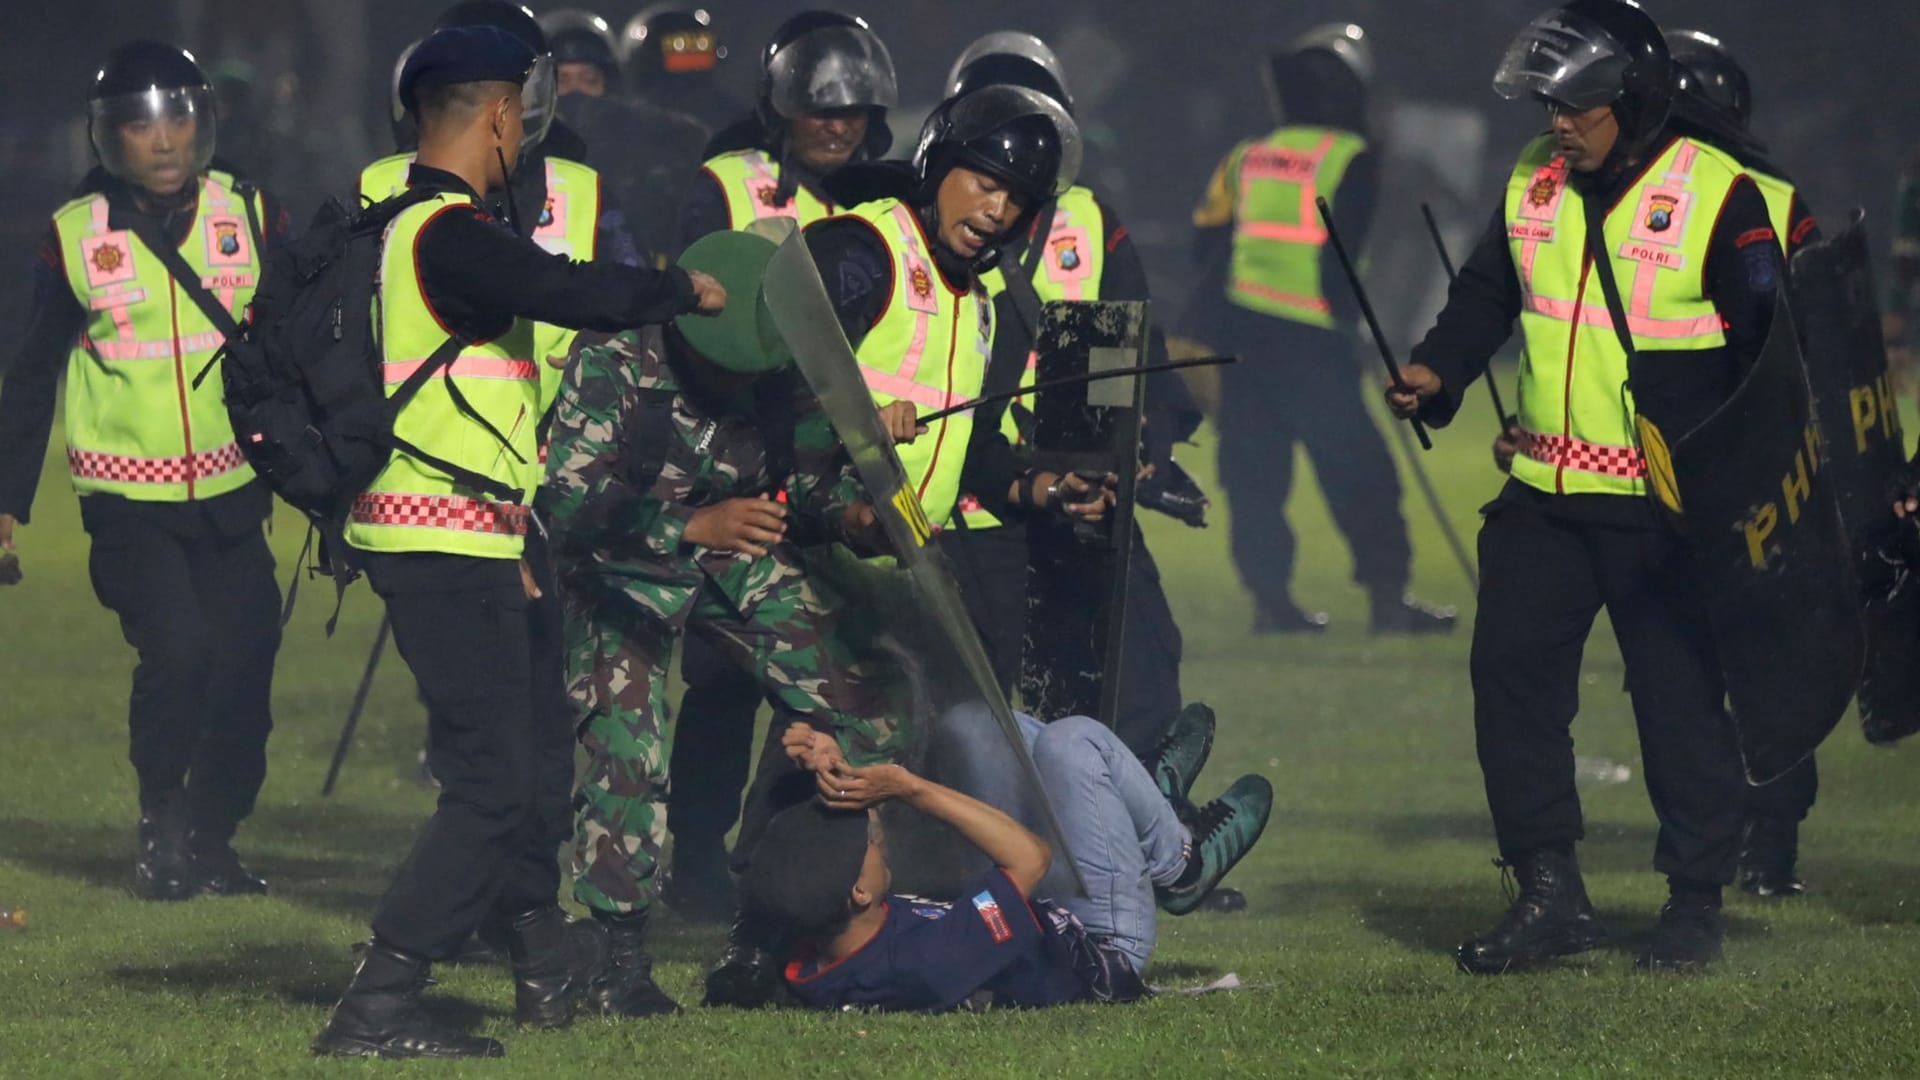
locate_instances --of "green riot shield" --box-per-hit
[1648,296,1865,783]
[759,228,1087,897]
[1021,300,1148,726]
[1792,212,1920,745]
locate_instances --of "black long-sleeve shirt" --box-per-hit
[0,174,291,528]
[407,163,696,344]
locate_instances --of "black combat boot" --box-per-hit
[507,905,598,1029]
[1637,884,1724,971]
[702,910,786,1009]
[133,791,196,901]
[189,834,268,896]
[588,911,682,1017]
[1736,817,1806,897]
[1368,586,1458,635]
[1253,601,1330,634]
[311,941,504,1059]
[1456,848,1604,974]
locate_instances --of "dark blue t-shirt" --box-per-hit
[784,869,1088,1012]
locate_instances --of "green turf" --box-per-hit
[5,370,1920,1078]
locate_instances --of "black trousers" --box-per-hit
[1215,317,1412,612]
[364,551,573,960]
[940,520,1186,757]
[1749,756,1817,823]
[84,503,281,842]
[666,634,767,852]
[1470,501,1745,884]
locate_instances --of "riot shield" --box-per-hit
[759,229,1087,897]
[1020,301,1147,726]
[1651,297,1865,782]
[1792,211,1920,745]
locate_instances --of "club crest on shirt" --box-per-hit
[1528,173,1559,208]
[972,890,1013,944]
[81,231,138,288]
[204,215,251,266]
[910,265,934,301]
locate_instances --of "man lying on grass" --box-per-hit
[742,710,1272,1011]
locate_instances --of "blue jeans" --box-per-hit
[943,711,1190,974]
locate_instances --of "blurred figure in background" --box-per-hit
[621,3,748,134]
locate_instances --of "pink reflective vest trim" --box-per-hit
[350,492,530,536]
[381,356,540,384]
[857,204,957,412]
[68,442,247,485]
[1517,429,1648,479]
[1233,132,1336,246]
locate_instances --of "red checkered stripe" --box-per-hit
[1518,430,1647,479]
[350,492,529,536]
[68,442,247,484]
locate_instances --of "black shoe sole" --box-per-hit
[131,877,198,902]
[310,1033,505,1059]
[1456,924,1605,975]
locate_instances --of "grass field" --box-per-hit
[6,371,1920,1078]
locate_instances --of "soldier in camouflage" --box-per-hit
[543,230,910,1018]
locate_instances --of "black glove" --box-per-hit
[1137,457,1210,528]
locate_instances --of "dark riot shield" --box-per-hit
[1020,301,1147,726]
[1653,297,1865,783]
[759,229,1087,897]
[1792,211,1920,745]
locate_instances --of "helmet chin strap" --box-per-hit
[494,144,524,233]
[912,166,1011,276]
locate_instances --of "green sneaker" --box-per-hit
[1156,775,1273,916]
[1141,703,1216,805]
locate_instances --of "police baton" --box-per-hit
[914,356,1235,427]
[1420,204,1514,429]
[321,615,389,797]
[1315,197,1431,450]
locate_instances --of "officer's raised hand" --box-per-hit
[687,270,728,316]
[1492,419,1522,474]
[684,493,787,555]
[1385,363,1444,419]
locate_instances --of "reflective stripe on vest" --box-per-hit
[52,171,259,502]
[359,152,595,414]
[702,149,837,230]
[1227,127,1365,327]
[1751,169,1796,252]
[344,192,542,558]
[968,187,1109,529]
[1504,134,1740,497]
[829,199,990,528]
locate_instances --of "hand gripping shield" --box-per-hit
[759,229,1087,897]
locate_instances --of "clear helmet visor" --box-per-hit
[1492,14,1629,111]
[916,84,1082,198]
[521,53,558,154]
[945,31,1072,108]
[765,24,899,118]
[89,86,217,189]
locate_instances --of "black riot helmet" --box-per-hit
[540,9,622,91]
[758,11,897,158]
[621,4,724,83]
[433,0,557,154]
[1494,0,1673,154]
[946,31,1073,117]
[912,84,1080,234]
[1665,29,1752,128]
[388,39,421,151]
[1264,23,1372,129]
[89,40,218,187]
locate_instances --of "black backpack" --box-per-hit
[201,189,525,621]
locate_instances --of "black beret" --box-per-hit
[398,25,535,114]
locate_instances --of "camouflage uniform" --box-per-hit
[543,327,903,915]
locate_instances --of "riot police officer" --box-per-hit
[539,7,709,265]
[620,3,746,133]
[0,41,285,902]
[663,9,899,921]
[1187,24,1454,635]
[1389,0,1786,973]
